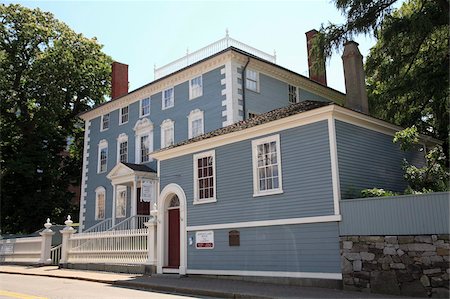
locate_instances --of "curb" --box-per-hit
[0,271,274,299]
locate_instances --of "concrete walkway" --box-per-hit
[0,265,414,299]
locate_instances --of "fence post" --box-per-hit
[38,218,55,265]
[59,215,75,266]
[144,212,157,274]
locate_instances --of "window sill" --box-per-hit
[139,113,150,118]
[253,189,283,198]
[162,105,174,110]
[119,121,128,126]
[193,198,217,205]
[189,94,202,101]
[100,128,109,132]
[246,87,260,94]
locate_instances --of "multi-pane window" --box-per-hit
[140,135,150,163]
[189,75,203,99]
[98,140,108,173]
[95,187,106,220]
[116,186,126,218]
[119,141,128,163]
[101,113,110,131]
[162,88,174,109]
[246,69,258,92]
[252,135,283,196]
[161,119,174,148]
[188,109,204,138]
[120,106,129,125]
[288,85,298,104]
[193,150,216,204]
[140,98,150,117]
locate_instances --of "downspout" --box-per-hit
[241,57,250,121]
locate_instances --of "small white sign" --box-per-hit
[0,243,14,255]
[195,230,214,249]
[141,180,153,203]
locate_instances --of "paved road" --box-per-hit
[0,274,205,299]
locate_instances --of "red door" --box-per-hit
[168,208,180,268]
[136,188,150,215]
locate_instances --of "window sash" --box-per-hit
[96,192,105,220]
[119,141,128,163]
[163,127,174,147]
[192,118,203,137]
[140,135,149,163]
[102,113,110,130]
[120,106,129,124]
[288,85,298,104]
[116,189,126,218]
[163,88,174,109]
[246,70,258,91]
[252,135,282,196]
[141,98,150,116]
[100,147,107,172]
[190,76,202,99]
[196,155,214,200]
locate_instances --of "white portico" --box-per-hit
[107,162,158,226]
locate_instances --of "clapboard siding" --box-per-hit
[245,73,288,116]
[335,120,425,199]
[160,120,334,227]
[187,222,341,273]
[299,88,330,102]
[339,192,450,235]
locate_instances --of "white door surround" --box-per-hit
[157,183,187,275]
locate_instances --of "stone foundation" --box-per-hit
[341,235,450,298]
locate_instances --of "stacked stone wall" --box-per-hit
[341,235,449,298]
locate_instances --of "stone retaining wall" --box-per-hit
[341,235,449,298]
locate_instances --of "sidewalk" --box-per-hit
[0,265,412,299]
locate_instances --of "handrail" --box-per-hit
[109,215,151,231]
[154,35,276,79]
[50,244,62,265]
[82,218,112,233]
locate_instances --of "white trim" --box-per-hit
[97,139,108,173]
[94,186,106,220]
[116,185,127,218]
[160,119,175,148]
[134,118,154,163]
[139,97,151,117]
[327,117,341,215]
[251,134,283,197]
[100,113,110,132]
[186,214,341,231]
[193,150,217,204]
[78,120,91,232]
[189,75,203,100]
[162,87,175,110]
[153,105,333,160]
[185,269,342,280]
[162,268,179,274]
[119,105,129,125]
[116,133,128,163]
[188,109,204,139]
[157,183,187,275]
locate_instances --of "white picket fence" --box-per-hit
[66,228,148,264]
[0,236,42,264]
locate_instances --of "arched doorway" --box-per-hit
[157,183,187,274]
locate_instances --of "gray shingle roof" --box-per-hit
[122,162,156,173]
[158,100,331,153]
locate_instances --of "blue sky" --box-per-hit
[10,0,378,93]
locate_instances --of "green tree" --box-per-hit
[0,4,112,234]
[315,0,449,156]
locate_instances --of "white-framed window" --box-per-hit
[246,69,259,92]
[193,150,216,204]
[251,134,283,197]
[134,118,153,164]
[188,109,204,138]
[119,106,129,125]
[161,119,174,148]
[97,139,108,173]
[140,98,150,117]
[117,133,128,163]
[95,186,106,220]
[162,87,174,110]
[101,113,110,131]
[116,186,127,218]
[189,75,203,99]
[288,85,298,104]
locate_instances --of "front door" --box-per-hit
[136,188,150,215]
[168,208,180,267]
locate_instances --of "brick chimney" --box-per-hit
[111,62,129,99]
[342,41,369,114]
[305,29,327,86]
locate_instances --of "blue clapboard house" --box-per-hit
[77,32,428,282]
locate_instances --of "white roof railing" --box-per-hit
[154,31,276,80]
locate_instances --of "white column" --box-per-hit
[112,183,117,226]
[144,218,157,265]
[59,216,75,265]
[132,178,137,217]
[38,218,55,265]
